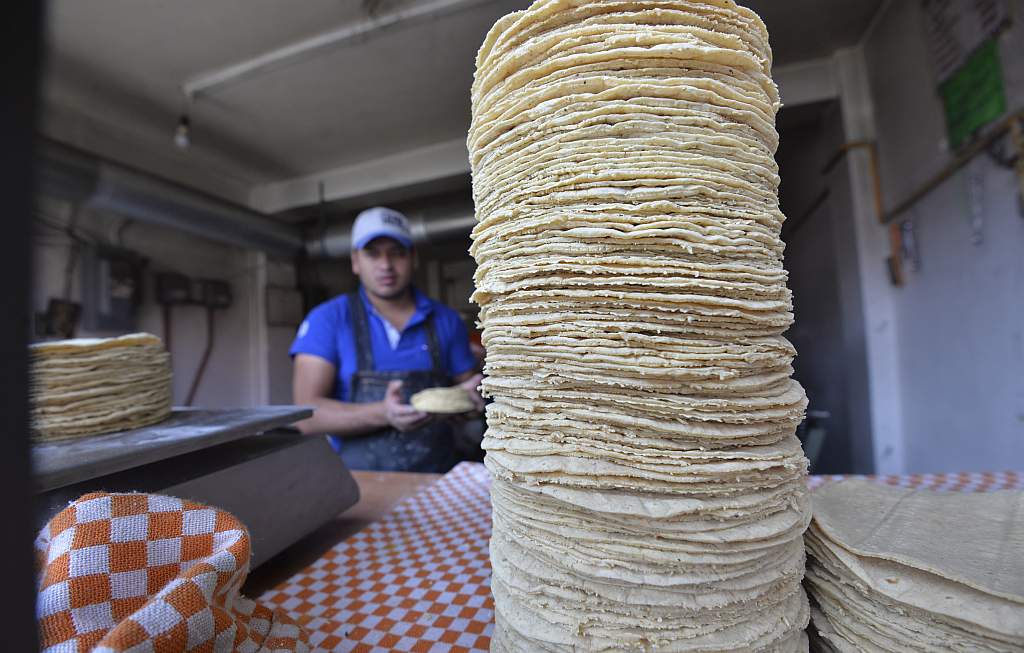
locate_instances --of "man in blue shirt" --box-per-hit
[290,206,483,473]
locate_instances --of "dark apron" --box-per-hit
[338,291,456,473]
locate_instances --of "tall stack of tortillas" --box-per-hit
[806,480,1024,652]
[468,1,810,651]
[30,333,172,441]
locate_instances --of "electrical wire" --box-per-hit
[185,305,215,406]
[162,304,174,358]
[33,210,95,240]
[63,242,80,301]
[32,209,96,301]
[62,207,85,300]
[362,0,387,18]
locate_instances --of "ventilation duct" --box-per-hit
[37,140,477,260]
[304,206,477,259]
[36,141,304,258]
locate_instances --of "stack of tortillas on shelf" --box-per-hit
[806,480,1024,652]
[30,333,172,442]
[469,1,811,650]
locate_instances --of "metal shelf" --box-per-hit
[32,406,311,492]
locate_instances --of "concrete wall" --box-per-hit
[264,259,300,405]
[32,199,294,409]
[859,2,1024,472]
[778,101,875,474]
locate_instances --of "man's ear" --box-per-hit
[351,250,360,275]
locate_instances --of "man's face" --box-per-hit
[352,237,414,300]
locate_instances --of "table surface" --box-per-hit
[245,470,441,597]
[254,464,1023,653]
[32,406,312,492]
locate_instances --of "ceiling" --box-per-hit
[42,0,884,215]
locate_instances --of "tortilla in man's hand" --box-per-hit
[410,386,476,414]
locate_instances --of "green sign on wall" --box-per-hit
[939,38,1006,149]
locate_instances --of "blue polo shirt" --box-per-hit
[289,287,476,402]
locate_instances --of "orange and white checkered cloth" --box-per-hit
[35,492,315,653]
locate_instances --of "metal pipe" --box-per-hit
[183,0,495,98]
[821,139,903,286]
[307,208,477,259]
[36,140,305,258]
[37,140,478,260]
[1012,118,1024,206]
[783,188,830,238]
[880,109,1024,224]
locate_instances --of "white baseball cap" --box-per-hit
[351,206,414,250]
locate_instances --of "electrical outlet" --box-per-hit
[82,246,145,331]
[155,272,192,305]
[199,279,232,309]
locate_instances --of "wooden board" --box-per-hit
[32,406,311,492]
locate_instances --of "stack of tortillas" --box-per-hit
[469,1,811,650]
[806,480,1024,652]
[30,333,172,441]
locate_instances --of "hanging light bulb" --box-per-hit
[174,114,191,150]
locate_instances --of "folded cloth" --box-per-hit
[35,492,313,653]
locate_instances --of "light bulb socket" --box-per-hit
[174,114,191,150]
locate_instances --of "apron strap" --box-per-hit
[347,290,375,372]
[424,315,443,374]
[349,288,444,374]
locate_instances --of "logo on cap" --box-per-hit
[381,213,406,228]
[352,206,414,250]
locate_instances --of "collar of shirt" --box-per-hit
[358,286,434,350]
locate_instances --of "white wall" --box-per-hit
[32,199,295,409]
[858,2,1024,472]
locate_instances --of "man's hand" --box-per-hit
[457,373,485,413]
[385,380,431,432]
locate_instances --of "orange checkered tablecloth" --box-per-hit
[262,463,493,653]
[807,470,1022,492]
[260,463,1024,653]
